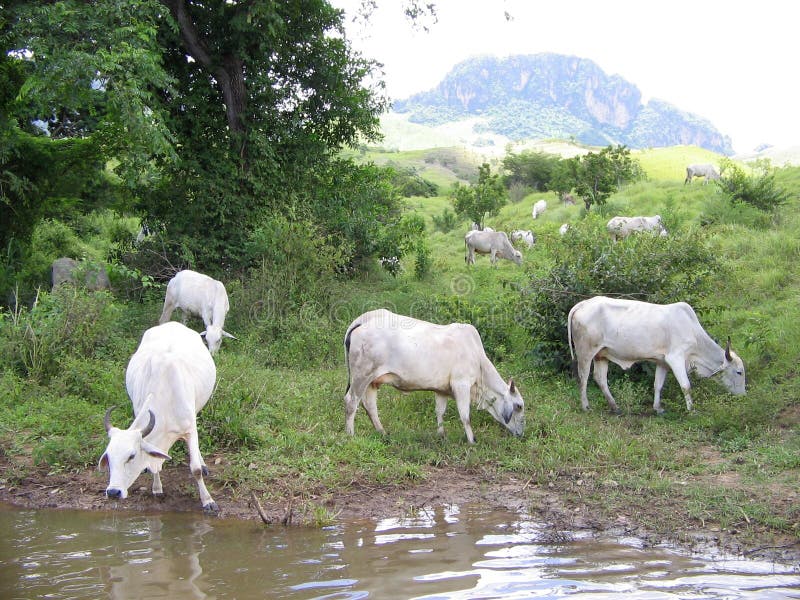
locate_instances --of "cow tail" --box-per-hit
[343,322,362,394]
[566,305,576,361]
[464,238,468,263]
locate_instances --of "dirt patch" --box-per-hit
[1,456,798,566]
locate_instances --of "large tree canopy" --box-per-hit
[3,0,394,272]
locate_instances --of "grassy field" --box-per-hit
[1,145,798,555]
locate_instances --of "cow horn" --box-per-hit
[140,410,156,438]
[509,378,516,394]
[725,336,732,361]
[104,405,117,433]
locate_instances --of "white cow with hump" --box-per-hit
[99,322,218,512]
[159,269,234,354]
[606,215,668,241]
[465,230,522,266]
[685,163,720,185]
[532,199,547,219]
[343,309,525,444]
[567,296,746,414]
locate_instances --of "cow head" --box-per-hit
[719,337,746,395]
[510,249,523,265]
[98,405,170,500]
[200,325,236,354]
[484,378,525,437]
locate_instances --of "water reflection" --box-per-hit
[1,502,798,599]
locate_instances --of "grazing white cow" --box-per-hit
[685,163,720,185]
[343,309,525,444]
[532,199,547,219]
[606,215,668,241]
[159,269,234,354]
[511,229,536,249]
[559,223,571,236]
[465,230,522,266]
[99,322,218,512]
[568,296,746,414]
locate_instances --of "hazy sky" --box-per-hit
[331,0,798,154]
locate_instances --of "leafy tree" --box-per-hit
[716,158,790,212]
[451,163,507,229]
[555,145,641,211]
[5,1,391,274]
[502,150,560,191]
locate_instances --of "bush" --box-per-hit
[0,285,122,382]
[517,217,720,370]
[717,158,791,212]
[432,208,459,233]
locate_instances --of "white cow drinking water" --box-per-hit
[99,322,219,512]
[567,296,746,414]
[343,309,525,444]
[159,269,234,354]
[464,230,522,266]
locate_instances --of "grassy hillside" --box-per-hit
[1,146,798,553]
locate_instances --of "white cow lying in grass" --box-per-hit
[159,269,234,354]
[99,322,219,512]
[343,309,525,444]
[606,215,668,241]
[465,230,522,266]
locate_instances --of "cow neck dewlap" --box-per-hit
[689,333,726,377]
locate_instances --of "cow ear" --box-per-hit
[508,378,516,394]
[725,336,732,361]
[98,452,109,471]
[141,440,170,461]
[222,330,237,339]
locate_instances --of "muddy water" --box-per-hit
[1,503,798,599]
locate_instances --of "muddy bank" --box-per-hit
[1,457,798,567]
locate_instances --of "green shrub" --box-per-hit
[432,207,459,233]
[717,158,791,212]
[0,286,122,382]
[517,217,720,370]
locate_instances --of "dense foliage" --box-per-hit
[716,158,791,212]
[1,0,415,294]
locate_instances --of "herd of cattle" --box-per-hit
[89,161,741,512]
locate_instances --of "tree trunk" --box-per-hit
[162,0,247,137]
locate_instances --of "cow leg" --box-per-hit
[652,363,669,414]
[361,385,386,434]
[344,387,360,435]
[434,393,448,437]
[158,298,175,325]
[186,431,217,512]
[665,356,694,412]
[576,353,594,411]
[490,249,498,267]
[452,383,475,444]
[151,469,164,497]
[592,358,619,413]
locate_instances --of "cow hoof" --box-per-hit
[154,493,165,501]
[201,465,210,477]
[203,501,219,514]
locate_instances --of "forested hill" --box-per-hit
[392,53,733,155]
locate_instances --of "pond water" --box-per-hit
[1,502,798,599]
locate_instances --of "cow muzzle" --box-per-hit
[105,488,126,499]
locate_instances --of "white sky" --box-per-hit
[331,0,799,154]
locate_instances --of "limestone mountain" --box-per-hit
[392,54,733,155]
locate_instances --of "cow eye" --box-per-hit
[126,453,135,463]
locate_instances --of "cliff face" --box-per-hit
[393,54,733,155]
